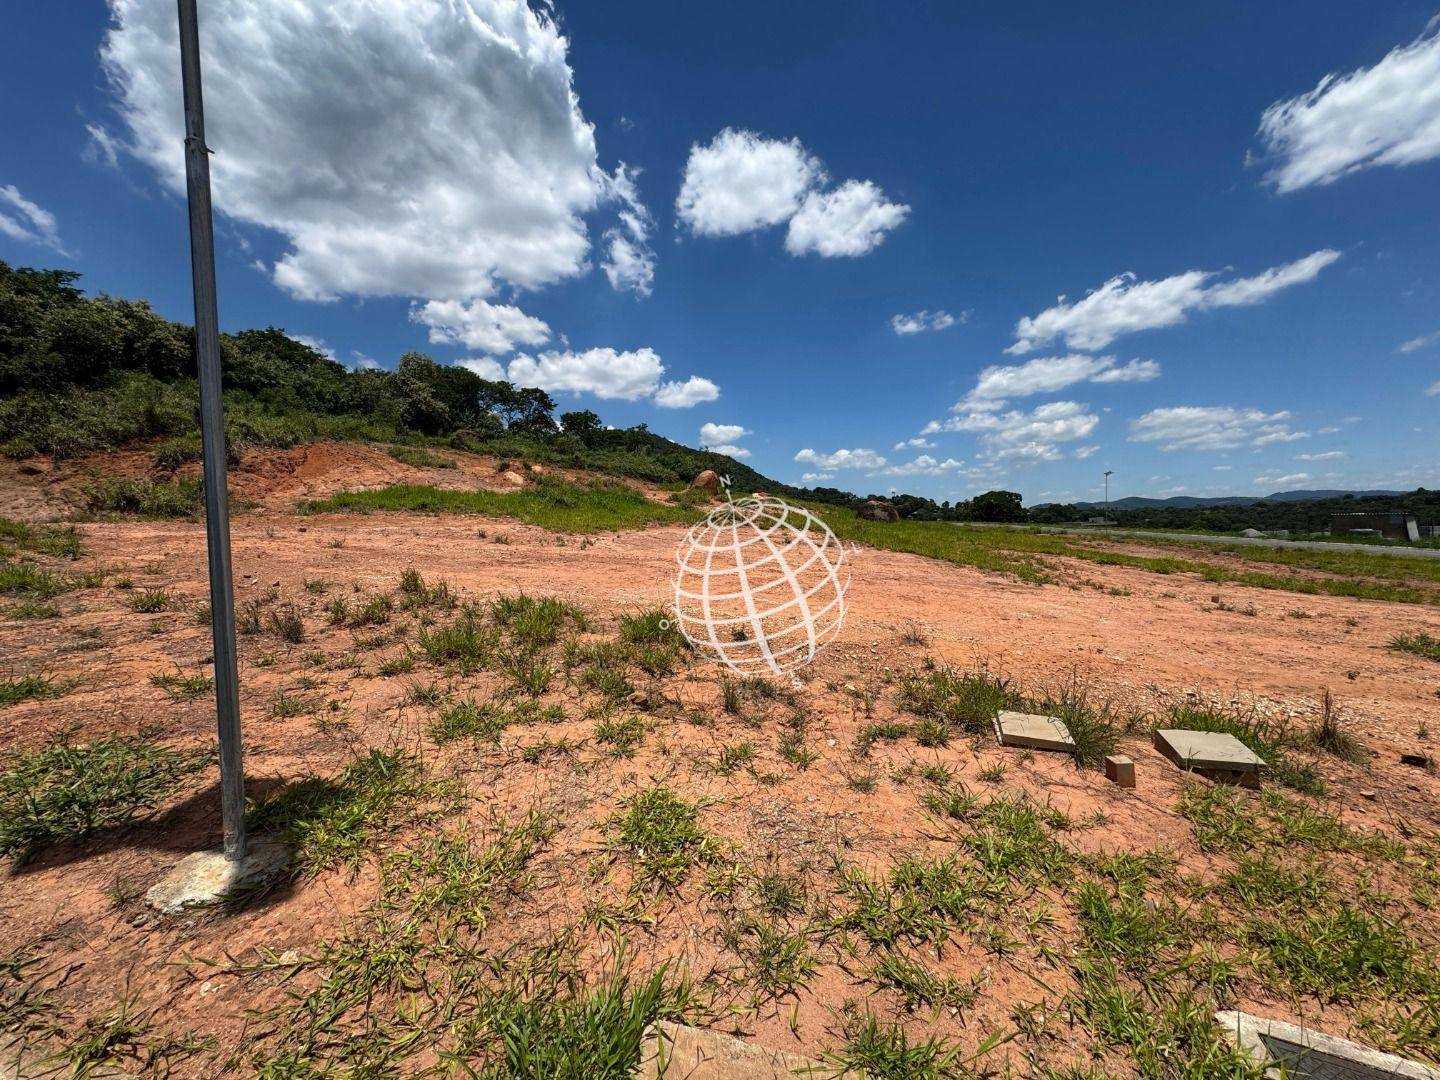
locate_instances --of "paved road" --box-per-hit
[954,522,1440,561]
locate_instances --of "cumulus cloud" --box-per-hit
[893,437,935,451]
[1128,406,1303,451]
[0,185,67,253]
[500,347,717,408]
[1398,329,1440,353]
[350,351,381,371]
[411,298,551,354]
[785,180,909,258]
[801,472,835,483]
[601,164,655,297]
[1008,251,1340,353]
[653,377,720,408]
[704,444,750,459]
[955,355,1159,411]
[1073,445,1100,460]
[457,357,506,380]
[932,400,1099,463]
[288,333,336,361]
[508,347,664,401]
[700,423,750,447]
[794,447,888,471]
[874,454,965,477]
[1256,23,1440,193]
[676,128,906,257]
[891,310,963,335]
[676,129,821,237]
[100,0,615,303]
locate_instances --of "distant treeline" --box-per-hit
[1027,493,1440,533]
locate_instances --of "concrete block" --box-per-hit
[1154,729,1265,787]
[994,711,1076,753]
[1104,754,1135,787]
[1216,1009,1440,1079]
[146,841,289,914]
[637,1021,843,1079]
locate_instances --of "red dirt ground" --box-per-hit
[2,449,1438,1076]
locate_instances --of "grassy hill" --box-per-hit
[0,259,851,507]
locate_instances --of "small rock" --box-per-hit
[1360,790,1377,800]
[1401,753,1434,768]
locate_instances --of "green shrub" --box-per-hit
[84,477,202,518]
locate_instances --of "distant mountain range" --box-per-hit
[1070,489,1405,510]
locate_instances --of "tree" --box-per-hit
[971,490,1024,522]
[559,409,601,441]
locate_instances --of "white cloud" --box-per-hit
[891,310,964,335]
[1073,445,1100,460]
[457,357,506,380]
[794,447,888,471]
[0,185,66,253]
[703,444,750,459]
[494,346,718,407]
[1128,406,1303,451]
[601,164,655,297]
[101,0,615,303]
[801,472,835,483]
[508,347,665,401]
[1427,380,1440,397]
[936,400,1099,463]
[676,129,822,237]
[288,334,335,361]
[84,123,121,168]
[411,298,551,354]
[350,351,380,371]
[1398,330,1440,353]
[1256,23,1440,193]
[784,180,909,258]
[676,128,906,257]
[1296,450,1345,461]
[700,423,750,447]
[893,437,935,450]
[1255,472,1311,487]
[955,354,1159,411]
[1008,251,1340,353]
[653,376,720,408]
[874,455,965,477]
[1253,428,1310,446]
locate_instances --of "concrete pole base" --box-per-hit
[145,841,289,914]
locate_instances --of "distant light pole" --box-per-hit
[1103,470,1114,518]
[178,0,246,861]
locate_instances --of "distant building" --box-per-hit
[1421,525,1440,539]
[1329,511,1418,541]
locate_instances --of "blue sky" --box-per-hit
[2,1,1438,504]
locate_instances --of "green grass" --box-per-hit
[816,506,1440,604]
[300,479,698,534]
[0,560,71,597]
[617,606,684,647]
[246,748,437,872]
[1391,631,1440,662]
[429,697,563,744]
[148,668,213,701]
[83,477,203,518]
[0,517,84,559]
[126,587,172,613]
[0,673,67,708]
[0,733,211,862]
[826,1014,972,1079]
[387,444,457,469]
[607,787,716,892]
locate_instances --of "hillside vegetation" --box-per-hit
[0,259,812,499]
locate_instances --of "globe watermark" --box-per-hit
[670,483,849,677]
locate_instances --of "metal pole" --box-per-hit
[178,0,247,860]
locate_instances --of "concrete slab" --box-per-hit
[1216,1009,1440,1079]
[637,1021,843,1079]
[994,711,1076,753]
[1155,729,1265,786]
[1105,754,1135,787]
[145,841,289,914]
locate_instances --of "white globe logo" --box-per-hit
[671,494,849,676]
